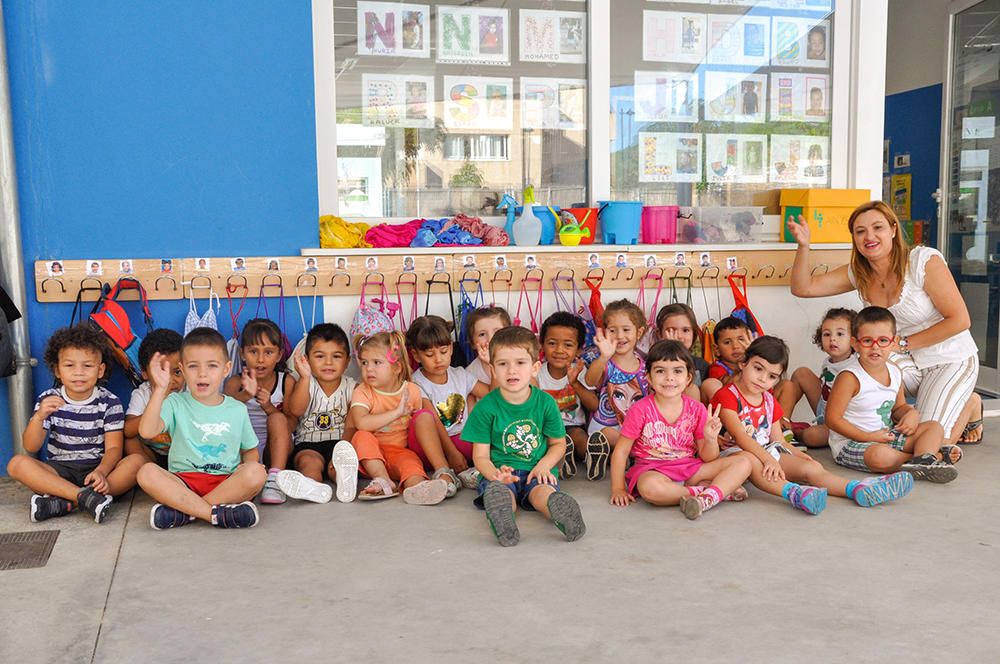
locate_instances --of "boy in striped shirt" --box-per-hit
[6,325,145,523]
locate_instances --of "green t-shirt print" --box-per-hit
[462,386,567,474]
[161,392,258,475]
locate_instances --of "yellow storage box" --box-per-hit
[780,189,871,243]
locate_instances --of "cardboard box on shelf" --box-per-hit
[780,189,872,243]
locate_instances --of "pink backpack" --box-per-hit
[350,281,398,350]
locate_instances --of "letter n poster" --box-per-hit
[437,6,510,65]
[356,2,431,58]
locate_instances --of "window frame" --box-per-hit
[312,0,885,226]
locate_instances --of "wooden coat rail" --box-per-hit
[33,249,851,303]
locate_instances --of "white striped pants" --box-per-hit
[897,353,979,434]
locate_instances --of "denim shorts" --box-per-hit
[473,468,559,511]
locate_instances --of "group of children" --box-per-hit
[7,291,965,546]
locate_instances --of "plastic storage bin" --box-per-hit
[597,200,643,245]
[676,207,764,244]
[640,205,679,244]
[779,189,871,243]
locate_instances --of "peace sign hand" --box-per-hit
[703,403,723,441]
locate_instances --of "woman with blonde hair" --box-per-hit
[787,201,982,477]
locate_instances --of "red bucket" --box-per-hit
[564,207,597,245]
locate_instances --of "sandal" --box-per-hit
[939,444,963,465]
[432,467,459,498]
[960,418,983,445]
[357,476,399,501]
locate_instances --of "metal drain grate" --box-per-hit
[0,530,59,570]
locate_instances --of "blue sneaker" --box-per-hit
[852,471,914,507]
[211,501,259,529]
[150,504,194,530]
[784,484,827,515]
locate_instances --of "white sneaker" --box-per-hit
[261,472,287,504]
[332,441,359,503]
[276,470,333,504]
[458,467,481,490]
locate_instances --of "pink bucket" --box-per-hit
[640,205,679,244]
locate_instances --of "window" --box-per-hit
[332,1,589,218]
[610,1,835,206]
[444,134,511,161]
[324,1,842,219]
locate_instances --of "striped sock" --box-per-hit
[686,486,700,497]
[698,485,724,512]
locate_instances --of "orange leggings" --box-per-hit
[351,409,434,486]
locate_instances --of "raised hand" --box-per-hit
[703,403,723,440]
[594,327,615,358]
[567,357,584,384]
[294,353,312,379]
[36,395,66,419]
[148,353,172,392]
[240,367,257,396]
[786,214,811,247]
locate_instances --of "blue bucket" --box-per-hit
[533,205,561,245]
[597,200,643,245]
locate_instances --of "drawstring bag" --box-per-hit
[350,280,396,349]
[513,272,544,334]
[728,273,764,338]
[552,274,596,348]
[457,275,484,365]
[490,272,513,312]
[287,276,319,380]
[699,270,722,364]
[88,278,154,388]
[256,281,295,362]
[670,272,702,357]
[635,270,664,355]
[184,286,219,336]
[395,273,419,332]
[226,283,247,379]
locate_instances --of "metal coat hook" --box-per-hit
[396,271,418,288]
[779,265,793,279]
[187,274,213,290]
[729,266,748,277]
[330,271,351,288]
[80,277,105,291]
[553,267,575,282]
[461,268,482,283]
[491,268,513,285]
[754,265,776,280]
[613,267,635,282]
[811,264,830,276]
[427,271,451,286]
[585,266,604,281]
[698,265,721,281]
[363,271,385,287]
[673,266,693,280]
[226,274,249,290]
[522,267,545,282]
[642,267,665,281]
[154,275,178,292]
[41,277,66,293]
[261,273,283,289]
[296,272,318,290]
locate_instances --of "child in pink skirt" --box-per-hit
[609,340,752,519]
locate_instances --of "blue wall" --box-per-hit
[884,84,943,242]
[1,2,321,471]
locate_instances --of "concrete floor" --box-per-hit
[1,437,999,664]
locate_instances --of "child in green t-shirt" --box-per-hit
[137,328,267,530]
[462,326,586,547]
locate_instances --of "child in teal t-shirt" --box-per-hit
[137,328,267,530]
[462,326,586,547]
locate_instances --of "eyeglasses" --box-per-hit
[856,336,894,348]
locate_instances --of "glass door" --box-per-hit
[943,0,1000,395]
